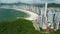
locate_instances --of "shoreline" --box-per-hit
[15,8,38,21]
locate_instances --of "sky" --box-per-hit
[0,0,60,4]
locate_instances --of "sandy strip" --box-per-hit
[15,9,38,21]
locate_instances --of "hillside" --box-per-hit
[0,19,41,34]
[0,18,60,34]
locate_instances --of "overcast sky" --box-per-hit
[0,0,60,4]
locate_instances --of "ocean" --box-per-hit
[0,8,28,22]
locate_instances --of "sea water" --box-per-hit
[0,8,28,22]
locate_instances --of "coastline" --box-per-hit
[15,8,38,21]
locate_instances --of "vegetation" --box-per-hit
[0,18,60,34]
[0,19,40,34]
[48,3,60,7]
[34,3,60,7]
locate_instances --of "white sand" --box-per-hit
[16,9,38,21]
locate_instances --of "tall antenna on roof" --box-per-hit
[45,3,48,17]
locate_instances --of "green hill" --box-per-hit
[0,19,41,34]
[0,18,60,34]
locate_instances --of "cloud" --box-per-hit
[0,0,19,3]
[0,0,60,4]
